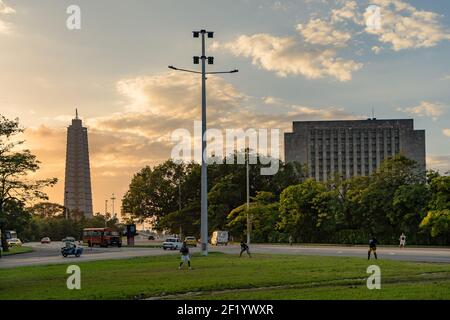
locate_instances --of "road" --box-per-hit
[1,242,449,269]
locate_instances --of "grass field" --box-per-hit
[0,253,449,300]
[1,246,33,256]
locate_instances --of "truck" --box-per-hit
[211,231,229,246]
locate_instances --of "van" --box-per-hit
[211,231,229,246]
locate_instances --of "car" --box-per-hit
[7,238,22,247]
[148,235,155,240]
[40,237,51,244]
[162,237,182,250]
[184,236,197,247]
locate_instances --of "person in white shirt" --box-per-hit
[399,233,406,248]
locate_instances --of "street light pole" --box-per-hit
[105,199,108,228]
[111,193,116,219]
[169,29,238,256]
[200,30,208,256]
[179,177,182,240]
[246,148,251,244]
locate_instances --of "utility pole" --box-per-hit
[111,193,116,219]
[169,29,238,256]
[179,178,182,240]
[246,148,251,244]
[105,199,108,227]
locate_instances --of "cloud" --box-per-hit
[23,71,361,212]
[297,18,352,47]
[0,0,14,14]
[303,0,450,52]
[398,101,446,121]
[365,0,450,51]
[427,155,450,173]
[443,129,450,137]
[98,72,359,134]
[213,34,362,81]
[331,0,362,24]
[371,46,382,54]
[211,0,450,81]
[0,0,14,35]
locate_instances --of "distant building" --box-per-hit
[63,110,93,218]
[284,119,426,181]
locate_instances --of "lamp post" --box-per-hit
[105,199,108,228]
[246,148,251,244]
[111,193,116,219]
[169,29,238,256]
[179,177,182,240]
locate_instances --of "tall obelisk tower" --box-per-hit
[63,109,93,218]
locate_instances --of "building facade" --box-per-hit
[63,110,93,218]
[284,119,426,181]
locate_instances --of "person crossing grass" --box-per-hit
[368,236,378,260]
[179,241,192,270]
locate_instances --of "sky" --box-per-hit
[1,0,449,216]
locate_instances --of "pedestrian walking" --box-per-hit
[368,236,378,260]
[240,241,251,258]
[179,241,192,270]
[399,233,406,248]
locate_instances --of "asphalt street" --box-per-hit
[1,241,449,269]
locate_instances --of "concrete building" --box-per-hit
[284,119,426,181]
[63,110,93,218]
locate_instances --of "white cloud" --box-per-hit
[371,46,382,54]
[0,0,14,35]
[398,101,446,121]
[365,0,450,51]
[427,155,450,173]
[331,0,362,24]
[443,129,450,137]
[297,18,352,47]
[0,0,14,14]
[213,34,362,81]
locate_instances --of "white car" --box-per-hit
[162,237,182,250]
[7,238,23,247]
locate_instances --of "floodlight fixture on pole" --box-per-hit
[168,29,238,256]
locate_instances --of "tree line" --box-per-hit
[122,155,450,245]
[1,114,449,249]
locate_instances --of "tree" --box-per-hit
[29,202,65,218]
[420,174,450,243]
[420,210,450,240]
[227,191,280,242]
[351,155,425,241]
[278,179,326,242]
[121,160,186,224]
[391,184,429,238]
[0,115,57,251]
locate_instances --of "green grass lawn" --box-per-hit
[2,246,33,256]
[0,253,449,300]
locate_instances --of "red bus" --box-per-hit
[83,228,122,248]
